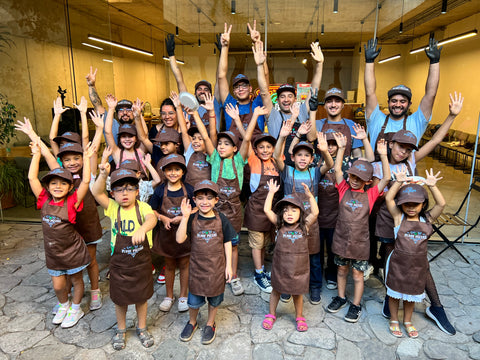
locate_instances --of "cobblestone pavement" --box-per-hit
[1,220,480,359]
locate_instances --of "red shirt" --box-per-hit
[37,188,83,224]
[336,179,380,214]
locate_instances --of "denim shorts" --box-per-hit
[231,232,240,246]
[85,237,103,245]
[47,263,89,277]
[378,237,395,244]
[334,256,369,272]
[187,292,224,309]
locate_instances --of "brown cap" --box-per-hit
[57,142,83,158]
[115,99,133,112]
[396,183,427,205]
[391,130,418,150]
[276,84,296,97]
[232,74,250,87]
[217,131,240,148]
[292,141,314,155]
[253,133,276,148]
[388,85,412,101]
[161,153,186,171]
[274,193,304,212]
[119,159,140,172]
[118,123,137,137]
[110,168,139,188]
[324,87,345,102]
[194,179,219,195]
[346,159,374,181]
[195,80,212,93]
[53,131,81,145]
[41,167,73,184]
[324,128,337,141]
[154,127,181,144]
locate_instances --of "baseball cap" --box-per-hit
[346,159,374,182]
[396,183,427,205]
[217,131,240,148]
[391,130,418,150]
[57,142,83,158]
[195,80,212,93]
[232,74,250,87]
[161,153,186,171]
[154,127,181,144]
[292,141,314,155]
[194,179,219,195]
[276,84,296,97]
[324,129,337,141]
[110,168,139,188]
[388,85,412,101]
[324,87,345,102]
[53,131,81,145]
[274,194,304,212]
[115,99,133,111]
[41,167,73,184]
[253,133,276,148]
[118,123,137,137]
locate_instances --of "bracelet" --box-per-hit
[295,134,301,139]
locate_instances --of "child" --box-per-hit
[149,154,195,313]
[28,141,95,328]
[176,180,234,345]
[327,134,390,322]
[385,167,445,338]
[262,180,319,332]
[92,165,157,350]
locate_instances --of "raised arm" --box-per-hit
[385,166,407,226]
[166,34,188,93]
[49,97,68,156]
[424,168,445,221]
[289,120,312,155]
[143,153,161,187]
[176,197,192,244]
[217,23,233,104]
[28,141,43,198]
[241,105,269,160]
[303,182,319,227]
[86,66,105,114]
[273,118,294,172]
[376,139,391,193]
[104,94,121,161]
[419,38,442,120]
[333,132,347,184]
[307,88,319,142]
[317,132,334,175]
[225,103,245,138]
[133,103,153,154]
[73,96,89,148]
[351,123,374,161]
[91,160,110,209]
[364,38,382,119]
[75,142,95,208]
[264,179,280,224]
[253,40,273,115]
[307,42,324,103]
[89,110,105,174]
[200,92,218,146]
[171,91,191,149]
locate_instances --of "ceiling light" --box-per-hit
[333,0,338,13]
[302,57,308,64]
[102,59,113,63]
[82,42,103,51]
[321,24,324,35]
[88,35,153,56]
[441,0,447,14]
[231,0,236,14]
[162,56,184,65]
[378,54,401,64]
[409,30,477,54]
[175,26,179,36]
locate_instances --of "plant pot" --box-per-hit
[0,191,16,209]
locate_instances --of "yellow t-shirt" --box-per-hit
[105,199,154,255]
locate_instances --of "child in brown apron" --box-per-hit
[149,154,195,313]
[262,179,319,332]
[384,168,445,338]
[28,142,95,329]
[92,166,157,350]
[327,134,390,323]
[176,180,236,345]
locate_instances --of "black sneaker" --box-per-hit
[280,294,292,303]
[180,321,198,342]
[426,306,456,335]
[201,323,216,345]
[382,295,391,319]
[344,304,362,323]
[326,296,348,313]
[309,288,321,305]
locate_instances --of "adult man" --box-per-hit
[364,37,441,149]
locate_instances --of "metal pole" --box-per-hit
[374,0,379,40]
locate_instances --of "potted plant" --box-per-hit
[0,159,25,209]
[0,93,18,156]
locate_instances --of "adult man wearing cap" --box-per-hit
[165,34,223,131]
[316,88,363,158]
[363,37,441,148]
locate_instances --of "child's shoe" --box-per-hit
[326,296,347,313]
[201,323,216,345]
[344,303,362,323]
[159,297,175,312]
[178,297,189,312]
[382,295,391,319]
[136,327,154,348]
[363,264,374,281]
[112,328,126,350]
[152,264,156,274]
[180,321,198,342]
[309,288,321,305]
[61,307,84,328]
[326,280,337,290]
[280,294,292,303]
[156,266,166,284]
[230,278,244,296]
[254,272,272,293]
[52,302,70,325]
[89,289,102,311]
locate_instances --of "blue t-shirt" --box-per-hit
[281,165,321,199]
[223,93,264,132]
[316,118,363,149]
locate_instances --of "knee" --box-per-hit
[337,266,349,277]
[352,269,364,282]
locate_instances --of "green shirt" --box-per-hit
[207,150,248,188]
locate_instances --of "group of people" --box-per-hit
[15,22,462,350]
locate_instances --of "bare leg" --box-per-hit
[351,268,364,306]
[337,265,349,299]
[86,244,99,290]
[69,271,85,305]
[164,257,176,299]
[115,304,128,330]
[389,297,400,322]
[403,301,415,324]
[135,301,148,329]
[292,295,304,319]
[252,248,263,271]
[268,289,281,316]
[206,304,218,326]
[189,307,200,325]
[178,256,190,298]
[232,245,238,278]
[52,275,68,303]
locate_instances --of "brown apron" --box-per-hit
[292,169,320,254]
[332,187,370,260]
[41,195,91,270]
[243,158,280,232]
[72,176,103,244]
[386,216,432,295]
[317,169,338,228]
[228,101,262,147]
[109,202,153,306]
[154,157,166,185]
[152,185,191,258]
[189,211,226,297]
[374,115,407,160]
[320,119,353,156]
[271,223,309,295]
[216,158,243,233]
[185,151,211,186]
[119,148,148,179]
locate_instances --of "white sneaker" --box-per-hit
[178,297,189,312]
[89,290,102,311]
[52,302,60,315]
[230,278,244,296]
[61,307,84,328]
[52,302,70,324]
[326,280,338,290]
[159,297,175,312]
[363,264,374,281]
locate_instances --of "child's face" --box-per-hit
[348,173,368,190]
[194,191,218,215]
[48,177,74,201]
[163,164,184,184]
[217,137,237,158]
[111,182,139,209]
[327,140,338,157]
[291,149,313,171]
[401,202,423,218]
[61,153,83,174]
[254,140,274,161]
[160,141,177,155]
[191,133,206,153]
[119,134,136,150]
[389,141,414,164]
[282,205,301,225]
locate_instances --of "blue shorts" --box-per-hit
[378,237,395,244]
[48,263,89,277]
[187,292,224,309]
[85,237,103,245]
[231,232,240,246]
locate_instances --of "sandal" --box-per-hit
[404,322,418,338]
[389,320,403,338]
[136,327,154,348]
[262,314,276,330]
[295,317,308,332]
[112,328,126,350]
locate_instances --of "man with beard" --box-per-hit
[165,34,222,133]
[363,37,441,149]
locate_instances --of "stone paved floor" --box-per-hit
[1,220,480,360]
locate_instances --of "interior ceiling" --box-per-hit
[69,0,480,53]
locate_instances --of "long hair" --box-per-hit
[399,198,430,220]
[275,204,308,235]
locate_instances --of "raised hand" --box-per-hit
[290,102,300,119]
[101,145,113,163]
[425,37,442,64]
[170,91,181,108]
[317,131,328,152]
[200,92,214,111]
[225,103,240,120]
[393,164,408,182]
[333,132,347,148]
[267,179,280,193]
[425,168,443,187]
[105,94,117,110]
[143,153,151,165]
[309,88,319,111]
[98,162,111,176]
[29,140,41,156]
[253,105,269,116]
[86,66,97,87]
[84,141,97,159]
[302,182,313,198]
[247,20,261,43]
[448,91,463,116]
[252,40,266,65]
[15,117,34,136]
[377,138,388,155]
[298,120,312,136]
[132,98,144,118]
[89,110,104,128]
[166,33,175,57]
[73,96,88,114]
[310,42,324,63]
[221,23,232,47]
[53,97,68,115]
[180,197,192,218]
[351,123,367,140]
[364,38,381,63]
[279,118,294,137]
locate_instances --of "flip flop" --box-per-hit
[404,322,418,338]
[389,320,403,337]
[296,317,308,332]
[262,314,276,330]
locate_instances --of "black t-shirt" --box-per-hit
[148,183,195,211]
[186,212,237,243]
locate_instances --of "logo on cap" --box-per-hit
[199,180,212,185]
[62,143,74,148]
[117,169,132,176]
[51,168,64,174]
[355,164,367,172]
[402,186,417,194]
[64,132,72,136]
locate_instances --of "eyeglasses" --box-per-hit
[112,185,138,193]
[233,83,249,90]
[161,111,176,116]
[117,108,133,113]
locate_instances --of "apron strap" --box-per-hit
[117,201,142,231]
[291,167,314,193]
